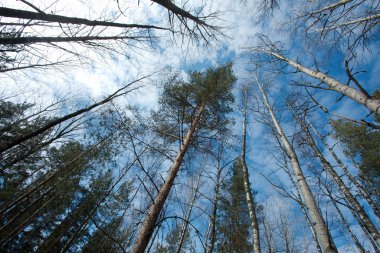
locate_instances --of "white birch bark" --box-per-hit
[260,50,380,116]
[241,89,261,253]
[281,154,323,253]
[206,163,222,253]
[256,79,337,253]
[325,187,366,253]
[291,106,380,247]
[303,113,380,218]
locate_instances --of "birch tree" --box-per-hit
[240,88,261,253]
[289,102,380,247]
[255,76,338,253]
[250,38,380,116]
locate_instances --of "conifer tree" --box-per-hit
[131,63,236,253]
[216,159,254,253]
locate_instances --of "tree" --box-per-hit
[249,36,380,116]
[255,76,337,253]
[0,75,150,154]
[216,159,254,253]
[240,88,261,253]
[289,102,380,246]
[156,223,194,253]
[0,1,221,73]
[0,141,94,252]
[131,63,236,253]
[331,118,380,190]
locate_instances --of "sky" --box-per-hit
[1,0,379,252]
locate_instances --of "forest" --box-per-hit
[0,0,379,252]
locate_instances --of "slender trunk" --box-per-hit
[308,0,353,15]
[304,114,380,218]
[131,103,206,253]
[240,89,261,253]
[256,80,337,253]
[0,136,110,218]
[325,188,366,253]
[206,163,222,253]
[176,173,202,253]
[0,77,145,154]
[281,154,323,253]
[291,106,380,246]
[350,207,380,252]
[0,193,58,247]
[262,50,380,115]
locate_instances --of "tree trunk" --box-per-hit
[130,103,206,253]
[325,187,366,253]
[262,50,380,116]
[291,105,380,246]
[206,163,222,253]
[0,35,149,45]
[281,154,323,253]
[176,173,202,253]
[304,114,380,218]
[240,89,261,253]
[256,80,337,253]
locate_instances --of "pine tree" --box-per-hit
[131,63,236,253]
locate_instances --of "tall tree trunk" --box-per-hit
[260,50,380,116]
[130,103,206,253]
[303,113,380,218]
[240,89,261,253]
[348,200,380,252]
[206,162,222,253]
[256,80,337,253]
[324,186,366,253]
[281,154,323,253]
[290,105,380,246]
[176,172,202,253]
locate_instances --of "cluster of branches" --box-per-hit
[0,0,223,74]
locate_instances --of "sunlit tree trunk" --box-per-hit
[206,161,222,253]
[259,50,380,116]
[256,79,337,253]
[281,154,323,253]
[290,105,380,246]
[324,186,366,253]
[303,113,380,218]
[131,103,205,253]
[240,89,261,253]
